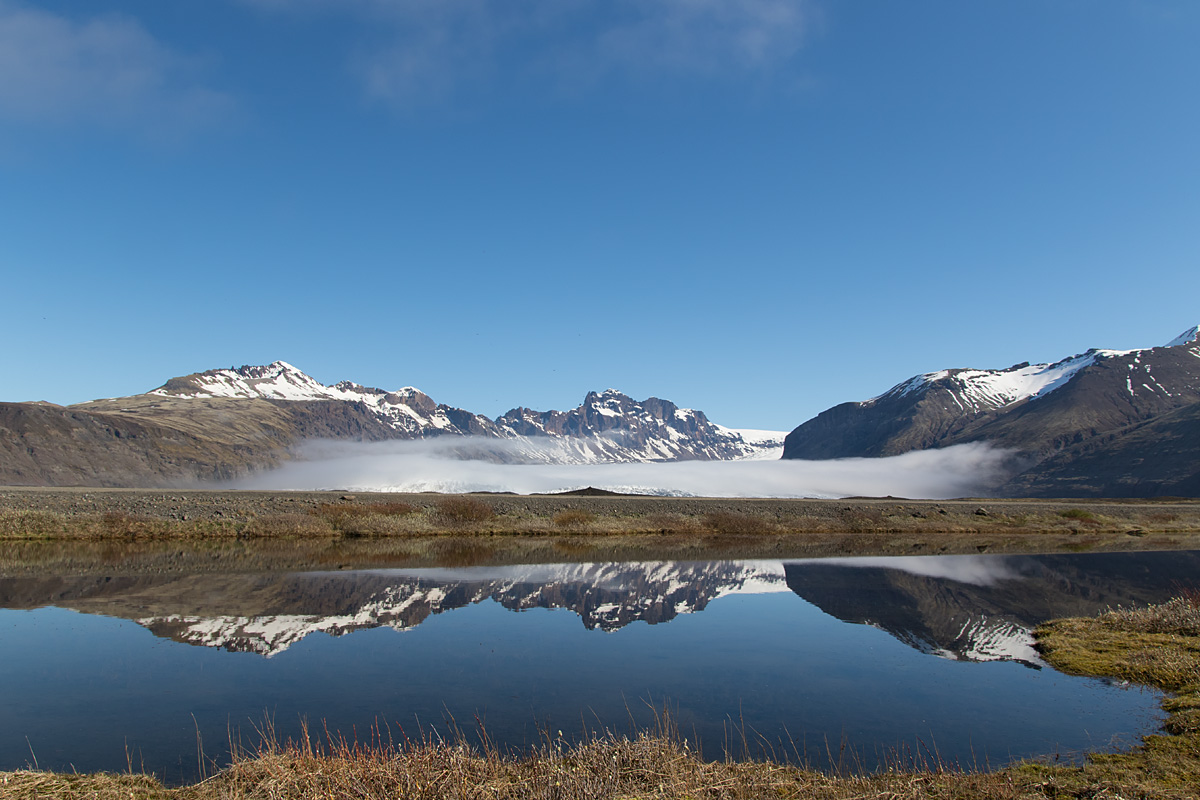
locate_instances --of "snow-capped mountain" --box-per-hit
[152,362,783,464]
[0,362,783,486]
[153,361,504,438]
[782,325,1200,496]
[112,561,791,656]
[878,349,1129,416]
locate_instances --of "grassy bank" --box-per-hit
[3,596,1199,799]
[3,490,1200,575]
[2,488,1200,541]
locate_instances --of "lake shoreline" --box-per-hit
[3,488,1200,576]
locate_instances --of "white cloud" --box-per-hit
[0,2,232,136]
[596,0,811,75]
[230,439,1012,499]
[247,0,814,105]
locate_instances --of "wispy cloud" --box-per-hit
[230,439,1011,499]
[595,0,811,74]
[0,2,233,137]
[248,0,814,106]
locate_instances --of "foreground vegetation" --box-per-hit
[2,489,1199,542]
[2,488,1198,577]
[3,594,1198,799]
[2,490,1199,575]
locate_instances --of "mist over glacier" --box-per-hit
[229,439,1012,499]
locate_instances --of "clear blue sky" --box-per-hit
[2,0,1197,431]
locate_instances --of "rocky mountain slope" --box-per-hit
[0,363,782,487]
[782,325,1200,497]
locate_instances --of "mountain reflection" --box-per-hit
[785,551,1200,667]
[1,551,1197,662]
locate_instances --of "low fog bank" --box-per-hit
[229,438,1013,499]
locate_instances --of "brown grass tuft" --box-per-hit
[701,511,777,535]
[242,513,335,537]
[101,511,170,537]
[0,510,66,539]
[552,509,595,528]
[435,497,497,525]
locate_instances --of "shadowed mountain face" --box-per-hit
[3,553,1198,663]
[784,551,1200,667]
[782,327,1200,496]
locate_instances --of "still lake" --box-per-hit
[3,550,1198,784]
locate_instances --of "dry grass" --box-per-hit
[701,511,778,535]
[552,509,596,528]
[3,492,1200,545]
[0,727,1185,800]
[242,512,334,537]
[0,771,172,799]
[0,510,66,538]
[640,513,702,534]
[435,497,497,525]
[307,501,424,536]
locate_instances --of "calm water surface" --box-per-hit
[3,550,1198,784]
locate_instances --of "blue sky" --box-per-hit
[2,0,1197,431]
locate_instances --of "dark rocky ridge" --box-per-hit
[782,330,1200,497]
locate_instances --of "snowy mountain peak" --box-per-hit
[147,364,783,463]
[877,350,1102,413]
[151,361,340,401]
[1166,325,1200,347]
[588,389,631,404]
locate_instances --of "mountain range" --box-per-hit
[2,324,1198,495]
[783,324,1200,497]
[0,363,782,487]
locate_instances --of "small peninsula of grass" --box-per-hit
[3,595,1199,799]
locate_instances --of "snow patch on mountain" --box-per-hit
[879,351,1123,413]
[875,325,1200,415]
[150,364,783,463]
[1167,325,1200,348]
